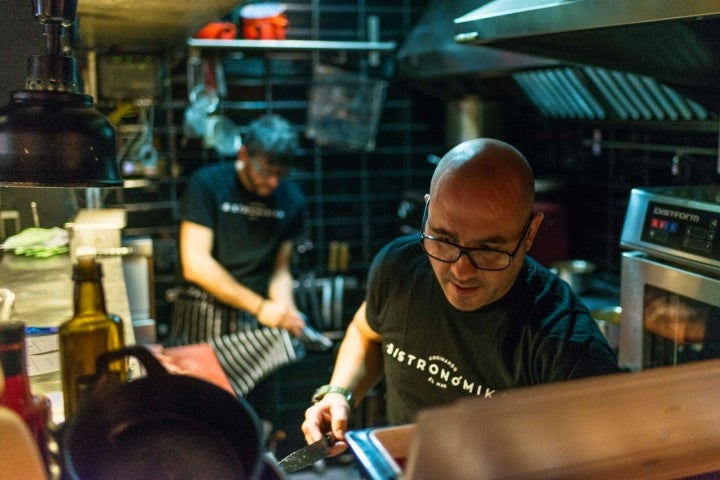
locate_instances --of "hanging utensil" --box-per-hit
[203,115,241,157]
[332,242,349,330]
[306,64,388,152]
[321,242,338,329]
[306,275,323,331]
[30,202,39,227]
[183,84,219,139]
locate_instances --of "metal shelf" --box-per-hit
[186,38,396,52]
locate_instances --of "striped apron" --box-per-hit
[169,285,305,396]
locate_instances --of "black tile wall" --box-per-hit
[504,114,720,285]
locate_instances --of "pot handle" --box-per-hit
[95,345,169,378]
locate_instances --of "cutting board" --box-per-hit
[406,359,720,479]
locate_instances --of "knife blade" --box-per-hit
[277,432,334,474]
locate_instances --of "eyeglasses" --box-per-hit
[247,155,289,178]
[419,202,533,271]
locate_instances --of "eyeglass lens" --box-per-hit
[421,238,512,270]
[419,201,532,271]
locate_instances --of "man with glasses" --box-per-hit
[169,114,310,397]
[302,138,620,455]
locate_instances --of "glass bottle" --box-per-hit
[0,321,52,469]
[59,254,126,419]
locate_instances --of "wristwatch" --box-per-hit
[311,384,353,406]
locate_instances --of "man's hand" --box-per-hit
[301,393,352,456]
[257,299,306,336]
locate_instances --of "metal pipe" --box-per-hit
[580,139,717,157]
[187,38,396,51]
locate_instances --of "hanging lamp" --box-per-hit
[0,0,121,187]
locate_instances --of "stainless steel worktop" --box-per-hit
[0,252,134,422]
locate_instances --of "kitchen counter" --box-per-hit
[0,252,134,423]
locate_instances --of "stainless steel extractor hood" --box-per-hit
[509,65,710,121]
[453,0,720,99]
[396,0,558,99]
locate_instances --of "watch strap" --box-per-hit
[311,384,353,406]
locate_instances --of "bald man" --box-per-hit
[302,139,620,455]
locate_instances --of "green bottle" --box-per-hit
[59,254,126,419]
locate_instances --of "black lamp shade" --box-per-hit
[0,89,122,187]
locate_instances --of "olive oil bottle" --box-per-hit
[59,254,126,419]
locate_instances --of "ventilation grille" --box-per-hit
[512,66,710,121]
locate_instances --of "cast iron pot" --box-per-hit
[60,346,265,480]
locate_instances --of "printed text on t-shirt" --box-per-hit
[386,342,496,398]
[221,201,286,220]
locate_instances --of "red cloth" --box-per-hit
[163,343,234,394]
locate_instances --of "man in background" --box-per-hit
[170,114,309,396]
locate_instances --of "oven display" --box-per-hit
[642,202,720,259]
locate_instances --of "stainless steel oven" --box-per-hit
[619,186,720,371]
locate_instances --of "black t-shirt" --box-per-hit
[180,161,305,295]
[366,234,621,424]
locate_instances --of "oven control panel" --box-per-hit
[621,186,720,270]
[642,201,719,257]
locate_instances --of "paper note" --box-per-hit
[26,334,60,376]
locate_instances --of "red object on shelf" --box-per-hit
[194,22,237,40]
[240,3,289,40]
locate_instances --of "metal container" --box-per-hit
[550,259,597,295]
[591,306,621,352]
[305,64,388,152]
